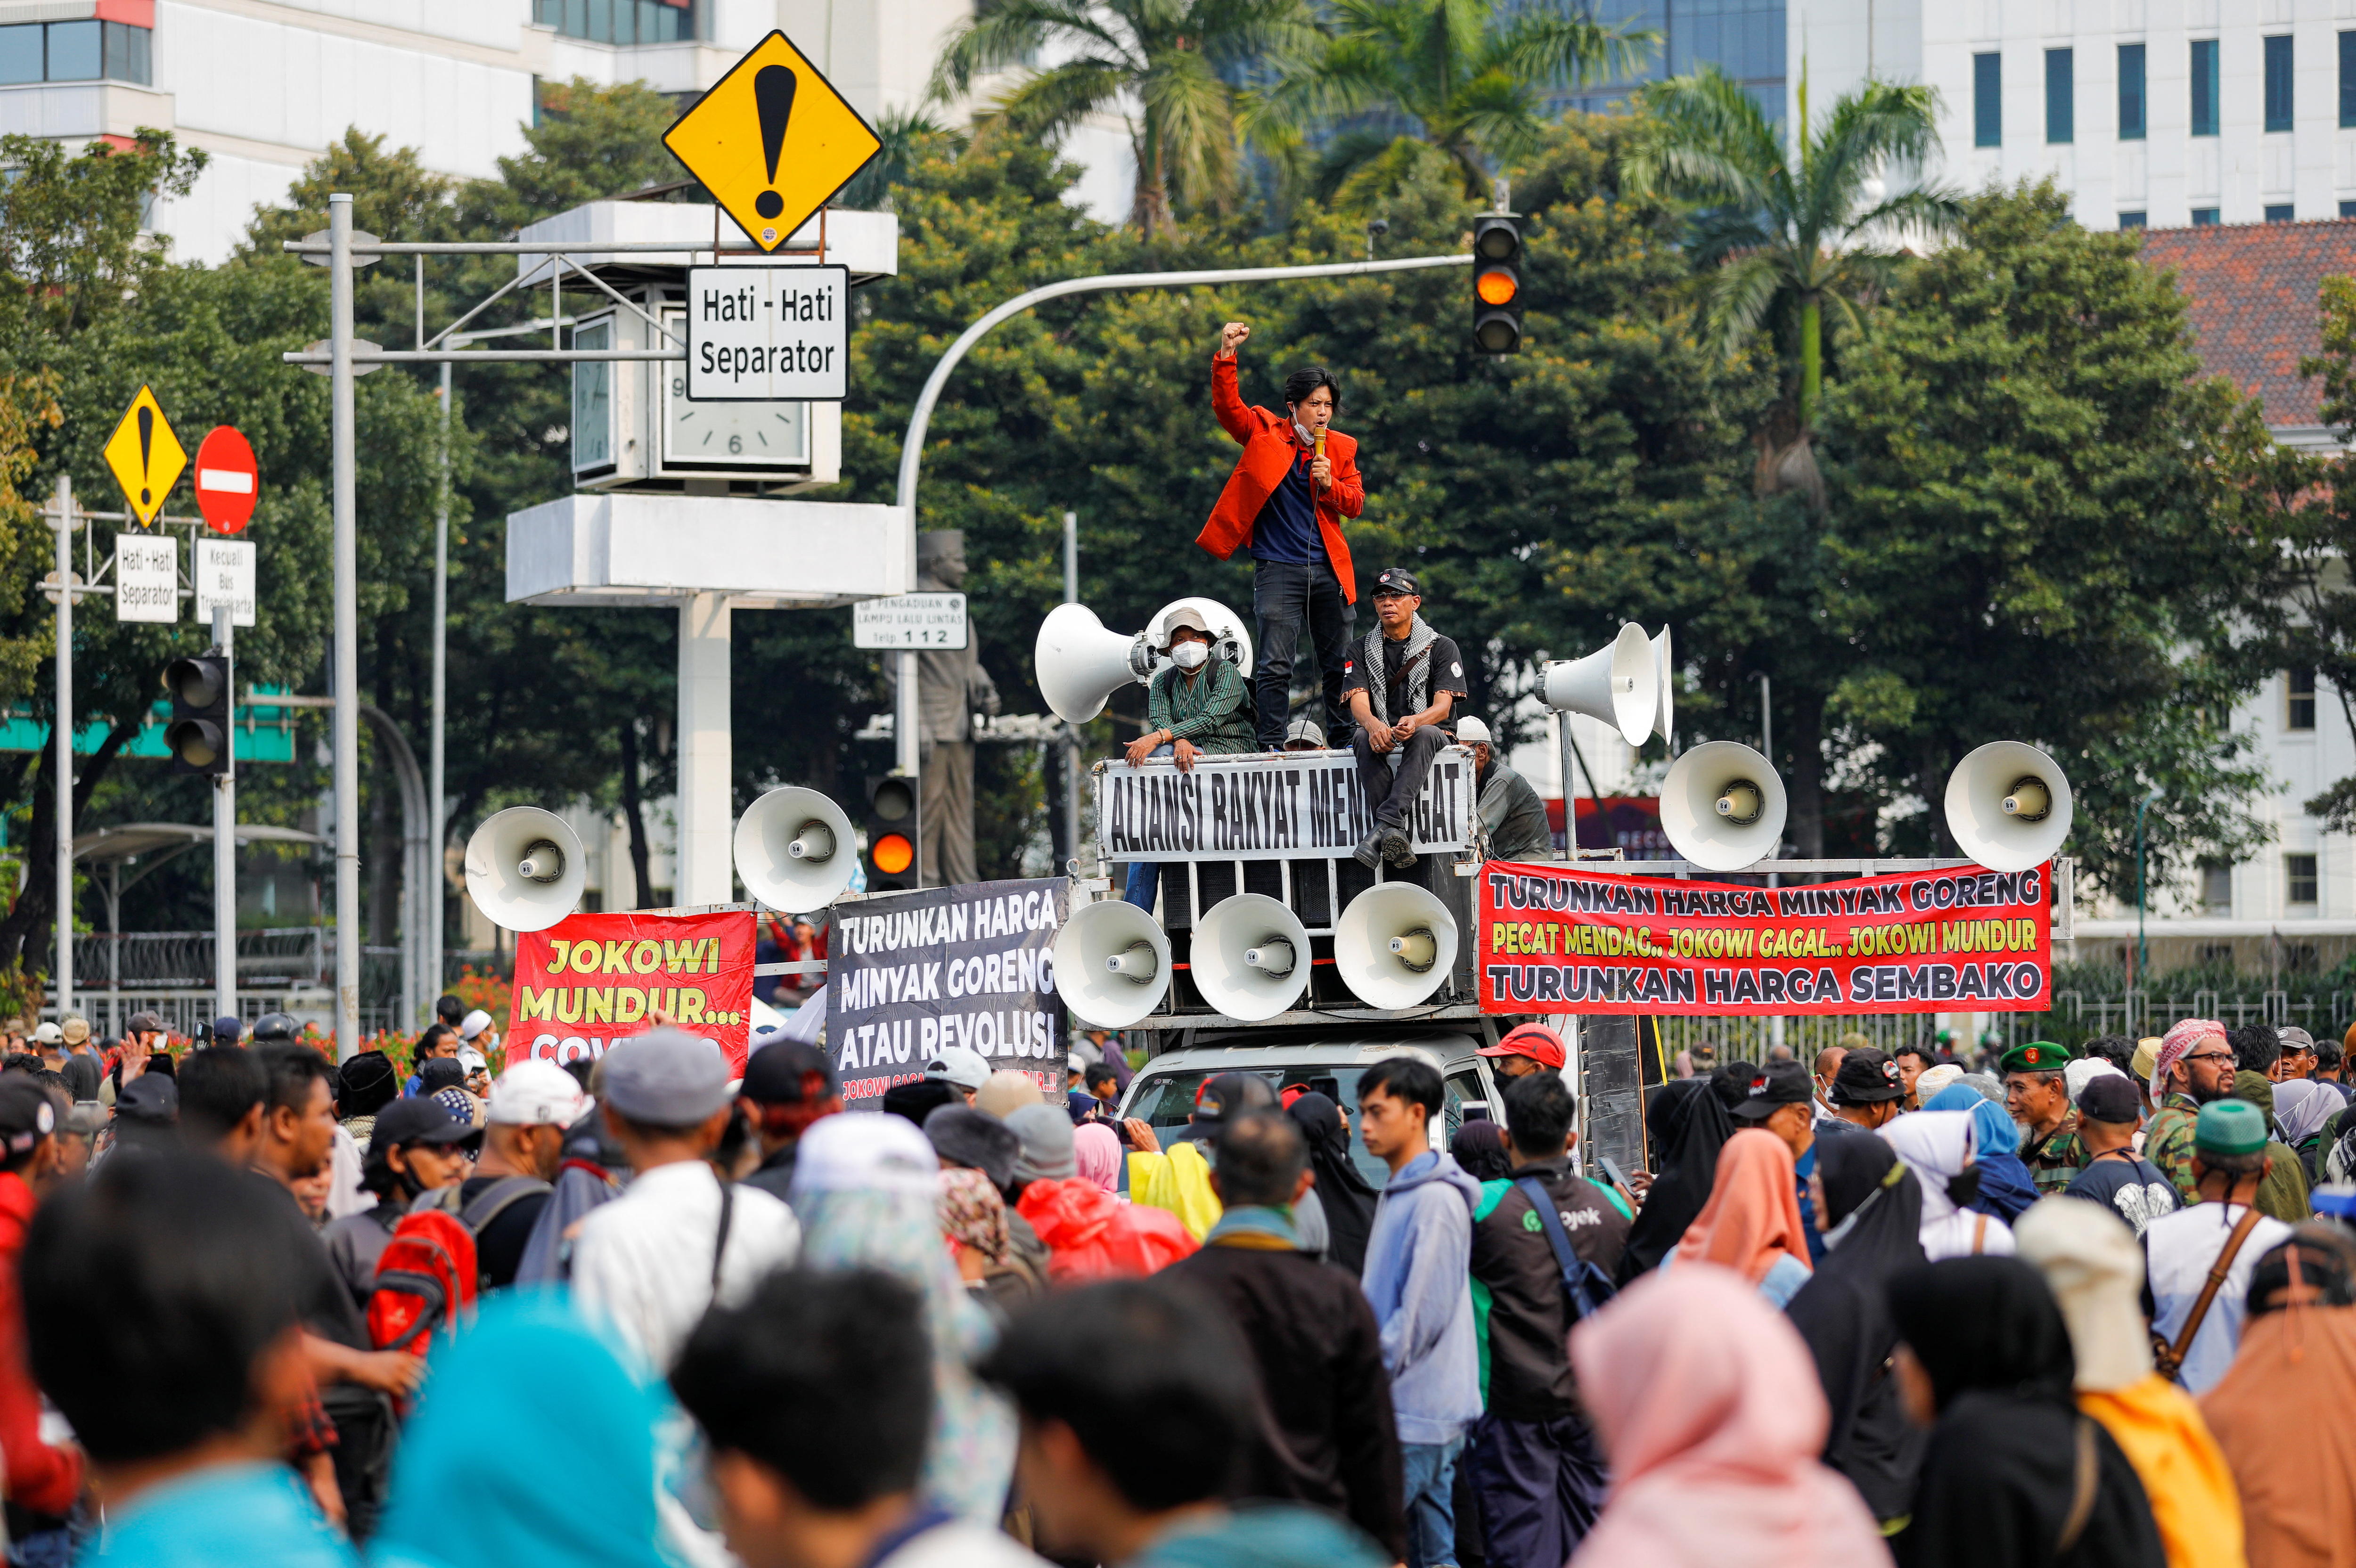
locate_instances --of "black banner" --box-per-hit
[826,878,1069,1105]
[1096,747,1476,862]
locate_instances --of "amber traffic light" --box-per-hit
[1471,214,1524,354]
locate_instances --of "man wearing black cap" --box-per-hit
[2062,1075,2177,1238]
[1343,568,1468,869]
[1730,1058,1824,1258]
[321,1097,477,1307]
[1822,1048,1906,1133]
[739,1041,842,1203]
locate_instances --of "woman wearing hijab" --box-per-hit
[1617,1079,1737,1283]
[791,1113,1018,1526]
[2012,1197,2244,1568]
[1888,1257,2167,1568]
[369,1295,667,1568]
[1925,1084,2039,1222]
[1072,1122,1124,1196]
[2200,1225,2356,1568]
[2272,1080,2337,1182]
[1880,1111,2016,1259]
[1667,1129,1812,1306]
[1567,1264,1893,1568]
[1285,1091,1377,1274]
[1450,1119,1514,1184]
[1784,1135,1926,1531]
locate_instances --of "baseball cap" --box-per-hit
[248,1013,301,1044]
[124,1011,165,1036]
[1162,606,1211,639]
[1478,1022,1566,1071]
[1729,1059,1814,1120]
[1284,717,1327,749]
[1192,1071,1277,1123]
[209,1016,243,1046]
[923,1045,991,1093]
[58,1016,88,1046]
[2280,1026,2318,1055]
[925,1104,1021,1190]
[2194,1099,2268,1158]
[2077,1073,2145,1127]
[116,1074,177,1126]
[1007,1102,1078,1183]
[602,1029,732,1127]
[459,1009,495,1042]
[486,1059,590,1127]
[1372,566,1418,596]
[1829,1047,1905,1105]
[1455,716,1492,747]
[740,1041,838,1106]
[2065,1057,2128,1105]
[31,1023,58,1046]
[0,1079,55,1158]
[1998,1040,2073,1076]
[373,1095,481,1149]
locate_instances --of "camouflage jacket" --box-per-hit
[2144,1094,2202,1204]
[2021,1110,2089,1194]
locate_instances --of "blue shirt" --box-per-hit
[81,1462,357,1568]
[1247,445,1318,564]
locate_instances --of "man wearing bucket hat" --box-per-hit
[2142,1100,2293,1393]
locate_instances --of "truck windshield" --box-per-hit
[1121,1065,1484,1190]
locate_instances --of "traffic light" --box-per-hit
[864,774,918,892]
[1471,214,1524,355]
[163,651,231,776]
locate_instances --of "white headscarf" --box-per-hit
[1878,1111,2014,1260]
[2275,1078,2338,1147]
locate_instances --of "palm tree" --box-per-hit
[1621,66,1961,432]
[930,0,1316,239]
[1245,0,1652,206]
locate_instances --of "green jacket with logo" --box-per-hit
[1466,1158,1631,1419]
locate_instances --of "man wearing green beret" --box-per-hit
[2140,1100,2293,1394]
[2000,1040,2087,1195]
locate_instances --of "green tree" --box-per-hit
[1621,67,1958,438]
[1247,0,1650,207]
[929,0,1316,237]
[1817,182,2276,895]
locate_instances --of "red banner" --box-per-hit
[1479,861,2051,1015]
[504,911,756,1075]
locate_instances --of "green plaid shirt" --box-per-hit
[1147,660,1255,753]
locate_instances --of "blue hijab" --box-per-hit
[370,1294,667,1568]
[1923,1084,2038,1222]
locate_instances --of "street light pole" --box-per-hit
[2135,794,2152,987]
[432,360,449,1014]
[329,194,360,1059]
[50,474,71,1021]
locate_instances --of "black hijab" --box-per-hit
[1783,1135,1926,1522]
[1286,1092,1377,1274]
[1449,1119,1513,1184]
[1888,1258,2166,1568]
[1616,1079,1736,1282]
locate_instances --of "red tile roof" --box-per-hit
[2138,219,2356,432]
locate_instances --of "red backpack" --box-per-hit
[366,1208,478,1356]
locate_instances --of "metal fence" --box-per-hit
[1650,990,2356,1062]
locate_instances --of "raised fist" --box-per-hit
[1218,321,1251,354]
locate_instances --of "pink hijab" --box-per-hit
[1570,1264,1893,1568]
[1073,1123,1123,1194]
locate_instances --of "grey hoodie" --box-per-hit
[1358,1150,1484,1445]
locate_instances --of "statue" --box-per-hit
[913,530,997,888]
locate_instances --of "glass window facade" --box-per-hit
[2045,49,2072,142]
[2265,35,2293,132]
[2288,853,2320,906]
[2191,39,2219,136]
[2192,206,2220,225]
[534,0,696,46]
[0,20,150,84]
[2344,33,2356,127]
[1561,0,1784,126]
[2118,210,2147,228]
[2118,43,2145,139]
[2266,204,2295,223]
[1975,52,2001,147]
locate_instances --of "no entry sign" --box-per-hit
[193,426,258,533]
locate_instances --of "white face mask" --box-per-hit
[1171,641,1209,670]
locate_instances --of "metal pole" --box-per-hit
[213,605,235,1021]
[330,193,360,1060]
[2136,798,2149,985]
[51,474,71,1020]
[1758,671,1772,760]
[432,361,449,1009]
[1063,510,1080,871]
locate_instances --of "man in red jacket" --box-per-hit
[0,1076,84,1549]
[1196,320,1366,752]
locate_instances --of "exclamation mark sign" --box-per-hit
[752,63,796,230]
[136,404,153,507]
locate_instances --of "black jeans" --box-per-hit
[1354,724,1444,831]
[1251,555,1356,751]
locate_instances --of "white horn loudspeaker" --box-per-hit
[1035,604,1153,725]
[465,807,587,933]
[1651,626,1674,746]
[733,786,858,912]
[1660,741,1788,872]
[1944,741,2073,874]
[1334,882,1459,1010]
[1193,894,1313,1021]
[1053,898,1174,1029]
[1543,623,1659,746]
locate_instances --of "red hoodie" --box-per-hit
[0,1171,79,1515]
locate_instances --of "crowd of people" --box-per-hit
[0,1003,2350,1568]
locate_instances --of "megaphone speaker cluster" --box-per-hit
[1053,898,1174,1029]
[1193,894,1312,1021]
[464,807,589,934]
[734,786,859,912]
[1544,623,1669,747]
[1334,882,1459,1010]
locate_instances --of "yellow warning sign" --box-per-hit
[103,385,187,528]
[662,31,883,253]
